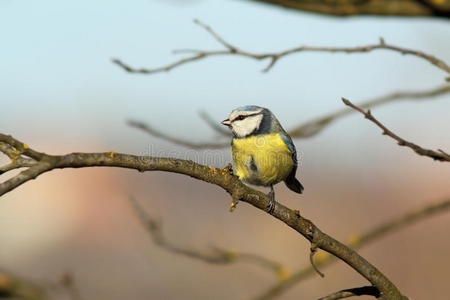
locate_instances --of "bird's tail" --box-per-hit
[284,174,304,194]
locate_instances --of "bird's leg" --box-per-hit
[267,185,276,214]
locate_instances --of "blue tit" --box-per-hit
[221,105,304,213]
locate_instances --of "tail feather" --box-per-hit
[284,174,304,194]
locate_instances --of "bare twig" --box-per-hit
[128,84,450,149]
[253,198,450,300]
[129,196,287,278]
[112,21,450,76]
[289,84,450,138]
[198,110,231,137]
[127,120,229,149]
[342,97,450,162]
[318,286,380,300]
[0,133,408,300]
[59,273,82,300]
[309,243,325,278]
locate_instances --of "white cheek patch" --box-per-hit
[232,114,263,137]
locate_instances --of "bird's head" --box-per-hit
[221,105,275,138]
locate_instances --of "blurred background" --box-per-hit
[1,0,450,299]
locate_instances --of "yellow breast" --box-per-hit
[232,133,294,186]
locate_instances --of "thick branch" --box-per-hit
[318,286,380,300]
[249,0,450,18]
[129,196,287,278]
[112,21,450,77]
[0,133,407,300]
[254,198,450,300]
[342,98,450,162]
[129,84,450,149]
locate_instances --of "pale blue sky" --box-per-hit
[1,0,449,156]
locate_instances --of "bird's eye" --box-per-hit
[235,115,246,121]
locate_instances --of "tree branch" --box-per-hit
[342,97,450,162]
[129,84,450,149]
[59,273,82,300]
[0,270,46,300]
[0,133,407,300]
[248,0,450,18]
[253,198,450,300]
[129,196,289,278]
[127,120,229,149]
[112,21,450,77]
[318,285,380,300]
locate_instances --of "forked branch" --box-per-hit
[129,196,288,278]
[112,20,450,77]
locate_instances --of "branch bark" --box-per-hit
[248,0,450,18]
[0,133,408,300]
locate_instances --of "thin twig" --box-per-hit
[198,110,231,137]
[318,286,380,300]
[309,243,325,278]
[59,273,82,300]
[342,97,450,162]
[253,198,450,300]
[0,133,408,300]
[128,84,450,149]
[127,120,229,149]
[128,196,286,277]
[112,21,450,76]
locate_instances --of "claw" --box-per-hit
[223,163,234,175]
[266,186,276,214]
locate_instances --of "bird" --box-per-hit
[221,105,304,213]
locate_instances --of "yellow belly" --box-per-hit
[232,133,294,186]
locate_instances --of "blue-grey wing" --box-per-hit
[280,132,304,194]
[280,133,298,166]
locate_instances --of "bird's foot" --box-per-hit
[223,163,234,175]
[266,188,276,214]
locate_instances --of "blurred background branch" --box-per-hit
[128,84,450,149]
[254,197,450,300]
[128,196,289,279]
[248,0,450,17]
[0,271,45,300]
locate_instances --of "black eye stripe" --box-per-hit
[231,112,260,122]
